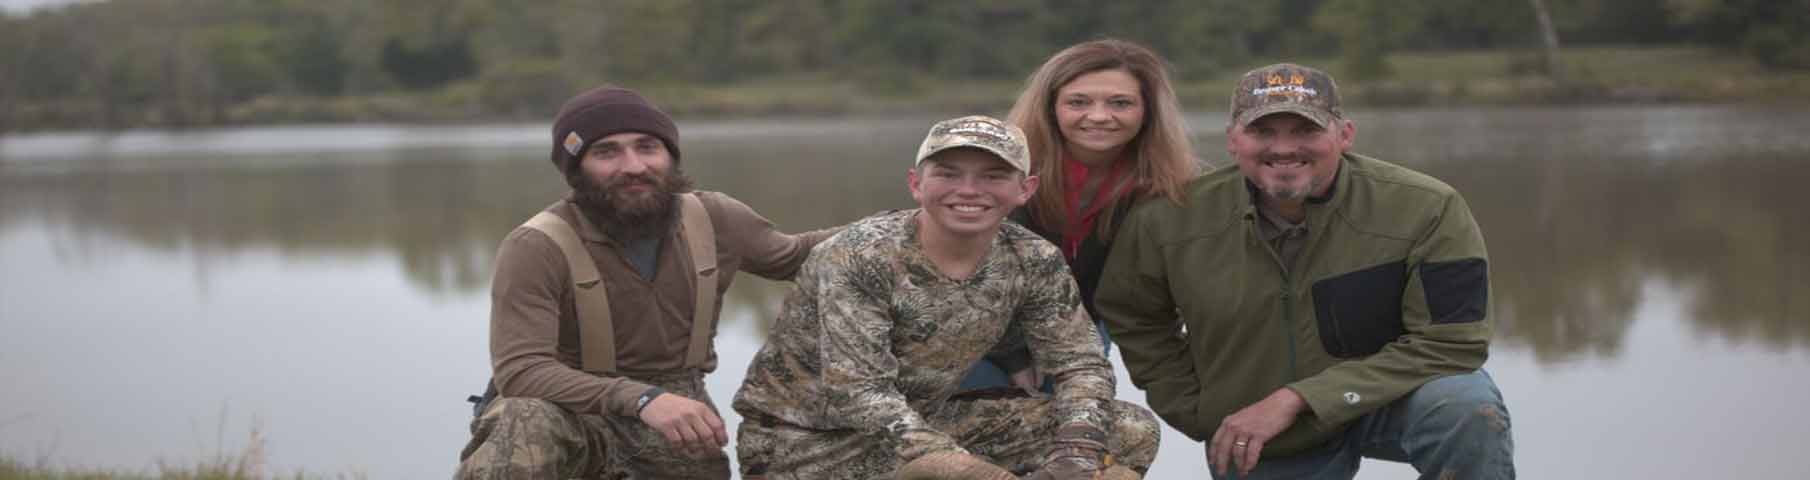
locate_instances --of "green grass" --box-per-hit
[640,71,1027,117]
[458,44,1810,119]
[1172,45,1810,107]
[8,44,1810,132]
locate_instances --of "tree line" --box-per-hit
[1,0,1804,130]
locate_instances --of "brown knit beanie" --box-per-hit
[549,86,680,185]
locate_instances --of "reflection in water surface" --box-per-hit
[2,106,1807,478]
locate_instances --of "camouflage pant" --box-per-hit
[737,393,1161,479]
[456,373,730,480]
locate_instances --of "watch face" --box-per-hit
[636,388,664,413]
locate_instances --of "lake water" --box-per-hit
[3,106,1807,479]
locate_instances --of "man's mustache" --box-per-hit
[606,173,661,191]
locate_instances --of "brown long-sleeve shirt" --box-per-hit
[489,191,835,417]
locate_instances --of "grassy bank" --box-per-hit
[0,455,278,480]
[0,453,338,480]
[619,46,1810,114]
[1256,45,1810,106]
[6,45,1809,133]
[0,423,348,480]
[0,457,257,480]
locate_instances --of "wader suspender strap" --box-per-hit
[523,211,617,373]
[677,194,719,369]
[519,193,719,375]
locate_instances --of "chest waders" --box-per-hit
[470,193,718,417]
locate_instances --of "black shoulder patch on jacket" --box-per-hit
[1311,261,1407,358]
[1421,258,1488,325]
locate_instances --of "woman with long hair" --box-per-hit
[960,38,1200,392]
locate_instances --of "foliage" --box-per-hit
[477,58,575,117]
[1311,0,1432,80]
[1666,0,1810,70]
[380,37,479,90]
[269,12,349,96]
[0,0,1803,130]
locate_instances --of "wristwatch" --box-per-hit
[635,387,667,415]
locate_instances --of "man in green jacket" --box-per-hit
[1095,63,1513,479]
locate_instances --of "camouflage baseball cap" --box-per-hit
[915,115,1030,174]
[1230,63,1342,129]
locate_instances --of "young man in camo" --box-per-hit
[731,115,1161,479]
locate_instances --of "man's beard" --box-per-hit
[1257,160,1326,202]
[571,167,696,241]
[1262,175,1317,201]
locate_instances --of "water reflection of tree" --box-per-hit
[1425,148,1809,363]
[6,111,1807,361]
[0,150,564,295]
[0,129,901,298]
[690,128,921,339]
[1446,157,1647,364]
[721,276,794,339]
[1661,156,1809,351]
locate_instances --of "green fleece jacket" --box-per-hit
[1095,152,1493,456]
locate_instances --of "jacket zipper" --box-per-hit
[1281,279,1297,382]
[1253,214,1299,382]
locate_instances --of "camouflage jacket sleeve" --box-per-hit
[1288,192,1493,428]
[703,192,840,281]
[489,227,655,417]
[1017,244,1117,435]
[810,246,966,462]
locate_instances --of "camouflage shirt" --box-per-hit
[732,209,1116,462]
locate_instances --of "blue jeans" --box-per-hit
[1212,370,1514,480]
[957,318,1113,392]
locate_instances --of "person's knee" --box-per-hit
[459,398,584,478]
[1108,401,1162,469]
[1410,372,1511,438]
[481,397,571,431]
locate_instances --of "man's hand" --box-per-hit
[1210,387,1306,477]
[1008,366,1043,395]
[636,393,728,453]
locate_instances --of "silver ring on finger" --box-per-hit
[1234,440,1249,448]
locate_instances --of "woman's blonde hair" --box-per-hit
[1006,38,1198,241]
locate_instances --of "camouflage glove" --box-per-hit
[1024,424,1109,480]
[1024,456,1143,480]
[897,450,1017,480]
[1023,454,1098,480]
[1094,465,1142,480]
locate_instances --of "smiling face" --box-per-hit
[909,148,1038,240]
[1054,68,1146,163]
[579,131,673,191]
[1227,112,1354,204]
[572,131,691,235]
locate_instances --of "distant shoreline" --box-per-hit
[6,46,1809,134]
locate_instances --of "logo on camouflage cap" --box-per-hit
[915,115,1030,174]
[1230,63,1342,129]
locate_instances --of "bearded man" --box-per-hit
[456,86,837,480]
